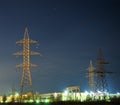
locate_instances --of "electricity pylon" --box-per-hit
[95,48,109,93]
[14,28,41,100]
[86,60,95,92]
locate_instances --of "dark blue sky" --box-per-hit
[0,0,120,95]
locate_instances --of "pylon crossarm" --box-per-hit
[13,51,23,56]
[16,40,24,44]
[30,51,41,56]
[16,64,23,68]
[30,39,38,44]
[30,63,38,68]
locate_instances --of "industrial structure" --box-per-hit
[95,48,109,93]
[0,85,119,103]
[9,29,119,103]
[86,60,95,92]
[14,28,40,99]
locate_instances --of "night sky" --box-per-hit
[0,0,120,95]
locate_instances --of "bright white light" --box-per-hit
[103,91,109,95]
[54,92,57,98]
[76,92,80,97]
[84,90,89,94]
[90,91,93,94]
[117,92,120,95]
[97,90,102,94]
[15,92,19,96]
[64,90,68,95]
[36,100,40,103]
[45,99,49,103]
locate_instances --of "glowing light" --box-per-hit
[117,92,120,95]
[29,99,34,103]
[45,99,49,103]
[36,100,40,103]
[84,91,89,94]
[76,92,81,98]
[64,90,68,95]
[15,92,19,97]
[97,90,102,94]
[54,92,57,98]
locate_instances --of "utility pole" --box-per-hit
[14,28,41,101]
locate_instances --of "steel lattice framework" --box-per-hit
[95,48,109,93]
[87,60,95,92]
[14,28,40,97]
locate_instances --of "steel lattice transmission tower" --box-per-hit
[87,60,95,92]
[95,48,109,93]
[14,28,41,96]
